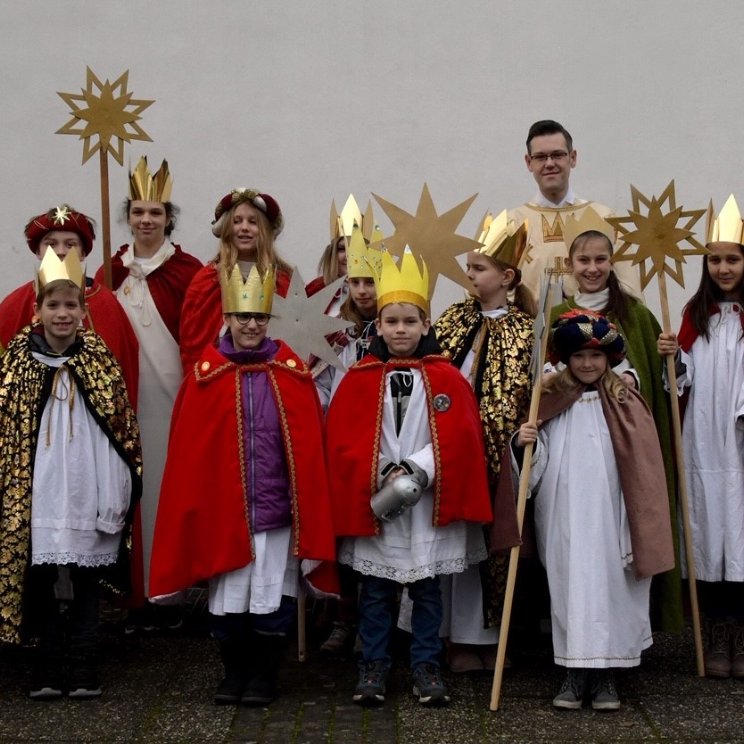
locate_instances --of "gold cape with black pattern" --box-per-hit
[0,326,142,644]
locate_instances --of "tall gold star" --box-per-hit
[371,184,482,295]
[56,67,154,165]
[607,181,707,290]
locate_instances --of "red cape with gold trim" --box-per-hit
[326,353,493,537]
[149,339,336,597]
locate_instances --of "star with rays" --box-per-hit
[371,184,482,295]
[270,269,353,371]
[607,181,707,290]
[56,67,154,165]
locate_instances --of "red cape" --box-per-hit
[94,244,202,344]
[0,280,139,409]
[326,354,493,537]
[178,263,291,375]
[149,340,336,596]
[677,303,744,352]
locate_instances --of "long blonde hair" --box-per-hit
[543,364,628,403]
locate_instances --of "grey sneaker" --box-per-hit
[353,660,389,706]
[320,622,353,656]
[590,670,620,711]
[412,663,450,707]
[552,668,587,710]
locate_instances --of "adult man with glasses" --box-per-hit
[509,120,641,298]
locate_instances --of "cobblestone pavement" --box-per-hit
[1,597,743,743]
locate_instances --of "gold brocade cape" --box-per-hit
[435,300,533,626]
[0,326,142,644]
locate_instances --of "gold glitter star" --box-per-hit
[371,184,482,295]
[52,205,71,225]
[607,181,708,290]
[56,67,154,165]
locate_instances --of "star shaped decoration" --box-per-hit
[56,67,154,165]
[607,181,708,290]
[270,268,353,371]
[52,205,71,225]
[371,184,482,295]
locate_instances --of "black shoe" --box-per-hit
[240,633,283,706]
[214,638,248,705]
[29,675,63,701]
[552,668,587,710]
[353,660,389,706]
[590,670,620,711]
[67,669,102,699]
[214,671,244,705]
[411,663,450,707]
[241,671,277,706]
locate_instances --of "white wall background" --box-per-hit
[1,0,742,325]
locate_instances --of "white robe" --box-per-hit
[677,302,744,581]
[524,390,652,668]
[338,368,486,583]
[31,355,131,567]
[116,242,183,595]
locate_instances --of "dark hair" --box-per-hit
[568,231,630,325]
[526,120,573,154]
[122,198,180,236]
[685,243,744,340]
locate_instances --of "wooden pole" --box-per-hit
[490,301,552,711]
[657,271,705,676]
[99,149,112,289]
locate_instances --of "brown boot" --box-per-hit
[731,623,744,679]
[705,621,731,678]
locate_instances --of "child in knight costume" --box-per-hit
[0,248,142,700]
[434,211,535,673]
[149,264,336,707]
[326,248,493,707]
[514,311,673,711]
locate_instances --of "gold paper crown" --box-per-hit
[706,194,744,245]
[330,195,376,242]
[36,246,86,293]
[562,206,616,250]
[220,264,275,314]
[129,156,173,203]
[375,247,430,314]
[347,223,383,279]
[476,210,529,267]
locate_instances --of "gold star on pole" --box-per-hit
[56,67,153,165]
[371,184,481,295]
[607,181,708,290]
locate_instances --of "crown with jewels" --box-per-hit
[706,194,744,246]
[562,206,616,250]
[220,264,275,314]
[129,156,173,203]
[346,223,383,279]
[35,245,86,294]
[476,210,529,267]
[375,247,429,314]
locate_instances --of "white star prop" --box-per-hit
[270,269,353,371]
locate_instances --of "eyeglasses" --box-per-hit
[232,312,270,326]
[529,150,569,163]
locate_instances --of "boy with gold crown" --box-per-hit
[326,248,493,707]
[433,211,535,673]
[149,264,336,707]
[0,248,142,700]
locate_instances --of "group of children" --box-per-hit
[0,185,742,716]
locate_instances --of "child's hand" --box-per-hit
[620,372,637,389]
[382,467,406,486]
[657,332,678,357]
[516,422,539,447]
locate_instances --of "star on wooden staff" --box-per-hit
[56,67,155,288]
[371,184,482,296]
[607,180,707,291]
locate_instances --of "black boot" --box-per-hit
[241,633,285,706]
[214,638,248,705]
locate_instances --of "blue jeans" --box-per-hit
[358,575,442,669]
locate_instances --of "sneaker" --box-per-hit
[590,670,621,711]
[705,622,731,678]
[29,671,63,701]
[412,663,450,707]
[67,670,102,699]
[352,660,389,706]
[320,622,353,656]
[552,668,587,710]
[731,624,744,679]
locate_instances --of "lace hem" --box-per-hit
[341,556,471,584]
[31,552,118,568]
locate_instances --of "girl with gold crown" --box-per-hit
[326,249,493,707]
[433,211,535,674]
[0,248,141,700]
[551,207,683,634]
[178,188,292,374]
[658,195,744,678]
[149,264,336,707]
